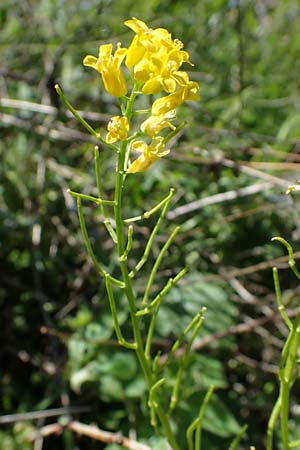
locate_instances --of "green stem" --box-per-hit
[267,396,281,450]
[148,379,181,450]
[273,267,293,330]
[55,84,118,152]
[228,424,248,450]
[114,135,151,386]
[136,267,189,317]
[186,385,215,450]
[143,226,180,305]
[129,189,175,278]
[68,189,115,206]
[272,237,300,280]
[148,378,165,428]
[125,189,175,224]
[195,385,215,450]
[76,197,124,288]
[159,311,206,371]
[280,381,291,450]
[145,297,164,362]
[94,147,118,242]
[105,275,137,349]
[162,121,186,146]
[169,311,206,413]
[114,86,152,389]
[120,225,133,261]
[156,404,181,450]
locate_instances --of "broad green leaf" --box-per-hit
[98,351,137,381]
[99,375,124,401]
[191,354,228,389]
[202,395,241,437]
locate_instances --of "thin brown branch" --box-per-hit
[235,353,278,375]
[69,421,152,450]
[34,423,63,438]
[31,420,153,450]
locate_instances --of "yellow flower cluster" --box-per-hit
[83,18,199,173]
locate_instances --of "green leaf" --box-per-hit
[191,354,228,389]
[85,322,112,342]
[155,307,183,337]
[66,307,93,330]
[98,351,137,381]
[124,375,147,398]
[99,375,124,401]
[168,276,237,344]
[202,395,241,438]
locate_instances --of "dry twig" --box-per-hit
[31,420,153,450]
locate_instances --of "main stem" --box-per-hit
[112,86,180,450]
[114,140,152,387]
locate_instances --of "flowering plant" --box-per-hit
[55,18,214,450]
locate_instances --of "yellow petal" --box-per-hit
[126,37,146,68]
[143,77,163,95]
[113,44,127,68]
[131,141,148,154]
[83,55,98,68]
[98,43,113,60]
[152,91,184,115]
[128,153,158,173]
[141,111,176,137]
[102,70,128,97]
[162,78,177,94]
[173,71,189,86]
[124,17,148,33]
[128,155,152,173]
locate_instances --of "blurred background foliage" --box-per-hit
[1,0,300,449]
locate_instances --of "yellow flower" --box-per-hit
[106,116,129,143]
[128,137,170,173]
[152,81,200,115]
[141,111,176,137]
[125,18,194,95]
[83,43,127,97]
[124,18,171,68]
[142,40,193,95]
